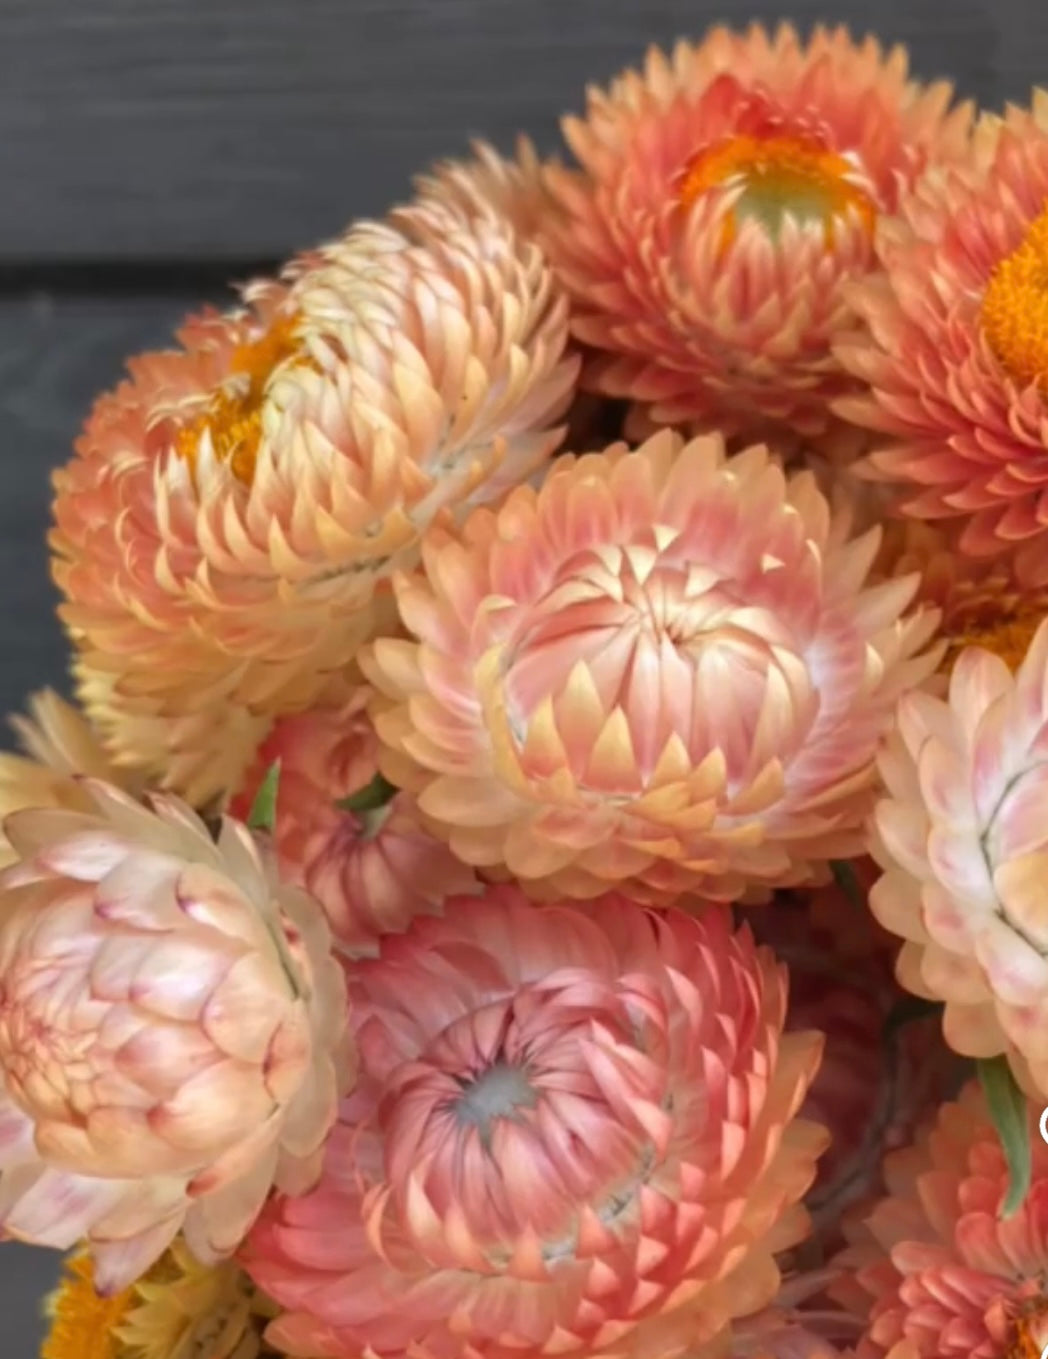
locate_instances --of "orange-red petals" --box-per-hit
[542,23,971,443]
[836,1081,1048,1359]
[242,889,826,1359]
[363,430,941,902]
[839,94,1048,586]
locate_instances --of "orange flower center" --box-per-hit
[1008,1300,1048,1359]
[981,206,1048,389]
[42,1253,132,1359]
[678,133,877,247]
[173,311,302,485]
[944,605,1044,673]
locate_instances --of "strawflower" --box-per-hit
[542,23,971,444]
[42,1239,278,1359]
[52,187,578,802]
[839,94,1048,586]
[870,616,1048,1096]
[0,780,351,1290]
[363,429,940,902]
[243,888,827,1359]
[231,688,478,955]
[834,1080,1048,1359]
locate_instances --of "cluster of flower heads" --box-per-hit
[6,19,1048,1359]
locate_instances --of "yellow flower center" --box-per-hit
[678,133,877,247]
[981,205,1048,388]
[944,605,1045,672]
[42,1254,133,1359]
[174,310,302,485]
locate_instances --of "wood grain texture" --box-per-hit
[0,0,1017,262]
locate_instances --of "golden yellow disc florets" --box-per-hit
[174,310,303,485]
[678,133,877,248]
[42,1253,132,1359]
[981,206,1048,389]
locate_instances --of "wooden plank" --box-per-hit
[0,0,1024,263]
[0,292,199,727]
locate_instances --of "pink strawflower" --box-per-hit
[870,617,1048,1097]
[0,780,351,1292]
[242,889,827,1359]
[542,23,972,443]
[836,1080,1048,1359]
[838,94,1048,586]
[52,189,578,803]
[362,430,940,903]
[231,689,478,955]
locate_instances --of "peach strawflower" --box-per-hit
[52,189,578,803]
[870,616,1048,1097]
[0,780,351,1291]
[243,889,826,1359]
[838,94,1048,586]
[362,430,940,903]
[231,688,478,955]
[744,870,960,1259]
[541,23,972,444]
[0,690,132,866]
[42,1240,277,1359]
[835,1080,1048,1359]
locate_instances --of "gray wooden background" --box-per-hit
[0,0,1041,1352]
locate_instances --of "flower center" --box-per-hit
[678,132,877,247]
[1007,1300,1048,1359]
[981,205,1048,389]
[42,1254,132,1359]
[944,605,1044,673]
[173,311,302,485]
[453,1060,538,1146]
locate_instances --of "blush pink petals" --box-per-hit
[869,617,1048,1097]
[242,888,827,1359]
[0,780,352,1293]
[231,690,478,955]
[362,430,941,902]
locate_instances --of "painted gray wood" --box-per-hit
[0,0,1020,263]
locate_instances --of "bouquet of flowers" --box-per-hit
[7,19,1048,1359]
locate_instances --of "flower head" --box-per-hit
[231,689,478,955]
[836,1080,1048,1359]
[363,430,940,902]
[838,93,1048,586]
[0,781,351,1291]
[242,888,826,1359]
[52,190,578,802]
[542,23,971,442]
[42,1240,276,1359]
[870,616,1048,1096]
